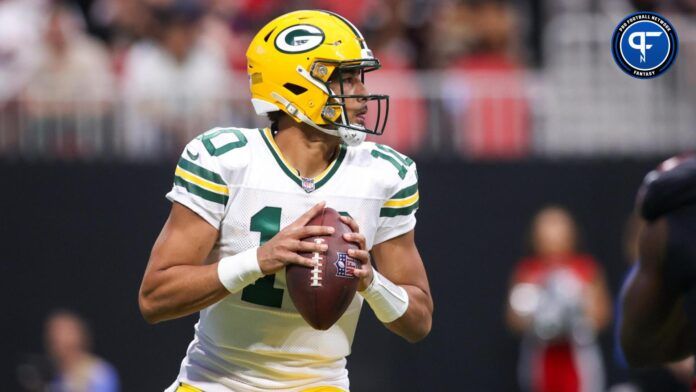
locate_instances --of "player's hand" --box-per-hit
[257,202,334,275]
[340,215,373,291]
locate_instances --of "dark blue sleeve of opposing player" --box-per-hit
[614,264,638,369]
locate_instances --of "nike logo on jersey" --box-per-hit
[186,149,199,161]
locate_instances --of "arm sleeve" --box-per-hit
[374,162,419,245]
[166,138,229,228]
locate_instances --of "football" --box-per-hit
[286,207,360,330]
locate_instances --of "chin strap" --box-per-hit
[338,126,366,146]
[270,92,366,146]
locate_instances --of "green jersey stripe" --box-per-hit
[314,145,347,188]
[260,130,302,186]
[177,158,226,185]
[390,183,418,199]
[174,176,229,205]
[380,200,419,217]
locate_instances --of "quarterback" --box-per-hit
[138,10,433,392]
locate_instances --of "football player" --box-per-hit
[138,10,433,392]
[619,155,696,368]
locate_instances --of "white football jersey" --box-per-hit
[164,127,419,392]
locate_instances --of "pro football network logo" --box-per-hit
[335,252,357,279]
[611,12,678,79]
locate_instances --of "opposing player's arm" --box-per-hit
[620,218,695,366]
[371,230,433,342]
[139,202,226,324]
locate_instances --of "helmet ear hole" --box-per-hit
[283,83,308,95]
[321,105,342,122]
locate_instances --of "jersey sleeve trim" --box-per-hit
[389,183,418,199]
[173,157,229,205]
[383,191,419,208]
[173,176,229,205]
[380,182,419,217]
[175,166,227,194]
[178,157,226,185]
[380,200,419,217]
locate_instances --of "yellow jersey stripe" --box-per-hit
[175,166,229,195]
[383,191,419,208]
[176,383,204,392]
[301,386,347,392]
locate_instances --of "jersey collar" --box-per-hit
[260,128,347,193]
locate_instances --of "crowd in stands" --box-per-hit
[0,0,537,160]
[1,0,693,160]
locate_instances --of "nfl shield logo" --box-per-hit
[335,252,357,278]
[301,177,315,193]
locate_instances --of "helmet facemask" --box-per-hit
[308,59,390,145]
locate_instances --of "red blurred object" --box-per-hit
[448,54,530,159]
[365,51,427,154]
[537,341,580,392]
[312,0,373,26]
[513,255,598,285]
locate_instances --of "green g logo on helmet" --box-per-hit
[275,25,325,53]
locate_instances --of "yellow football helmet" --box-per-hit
[246,10,389,145]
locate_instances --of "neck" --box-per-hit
[273,116,341,178]
[540,251,573,263]
[56,351,89,373]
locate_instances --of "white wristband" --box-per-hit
[217,247,264,293]
[359,270,409,323]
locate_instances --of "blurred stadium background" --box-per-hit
[1,0,694,390]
